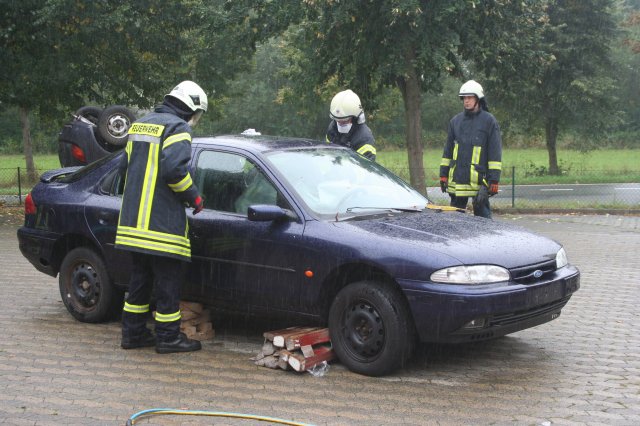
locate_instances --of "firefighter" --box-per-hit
[439,80,502,219]
[116,80,207,353]
[326,89,376,161]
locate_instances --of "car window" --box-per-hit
[194,150,287,214]
[265,148,427,217]
[100,166,124,196]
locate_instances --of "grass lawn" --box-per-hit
[377,148,640,185]
[1,154,60,171]
[0,149,639,195]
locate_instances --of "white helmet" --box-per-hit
[329,89,364,121]
[166,80,208,112]
[459,80,484,99]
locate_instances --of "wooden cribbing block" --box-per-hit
[285,328,330,351]
[263,326,318,347]
[287,343,335,372]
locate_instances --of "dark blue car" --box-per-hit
[18,135,580,376]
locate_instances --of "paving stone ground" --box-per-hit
[0,212,639,425]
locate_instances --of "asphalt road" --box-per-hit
[427,183,640,208]
[1,212,639,425]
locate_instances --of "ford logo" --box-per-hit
[533,270,543,278]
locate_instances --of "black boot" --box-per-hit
[121,329,156,349]
[155,332,202,354]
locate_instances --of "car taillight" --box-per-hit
[25,193,36,215]
[71,144,86,163]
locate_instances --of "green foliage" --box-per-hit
[490,0,620,139]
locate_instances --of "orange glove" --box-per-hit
[489,182,499,195]
[439,176,448,193]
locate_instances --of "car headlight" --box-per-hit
[430,265,510,284]
[556,247,568,269]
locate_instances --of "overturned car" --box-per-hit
[58,105,136,167]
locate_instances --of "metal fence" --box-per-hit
[1,166,639,211]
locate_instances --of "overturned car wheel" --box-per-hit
[329,280,416,376]
[59,247,123,323]
[75,106,103,125]
[97,105,136,147]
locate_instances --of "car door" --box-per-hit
[84,162,132,286]
[186,149,307,313]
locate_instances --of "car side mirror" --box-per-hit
[247,204,295,222]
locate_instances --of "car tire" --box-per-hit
[75,106,103,125]
[58,247,123,323]
[328,280,416,376]
[97,105,136,147]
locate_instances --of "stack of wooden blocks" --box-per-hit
[179,301,214,341]
[254,326,335,372]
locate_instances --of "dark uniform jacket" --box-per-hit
[439,109,502,197]
[326,121,376,160]
[115,104,200,260]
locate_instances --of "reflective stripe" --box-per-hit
[453,143,459,160]
[130,134,161,144]
[123,302,150,314]
[452,183,479,197]
[440,158,451,167]
[117,226,190,245]
[138,144,160,229]
[168,173,193,193]
[325,135,331,143]
[115,235,191,257]
[356,144,376,157]
[470,146,481,189]
[163,132,191,149]
[155,310,181,323]
[488,161,502,170]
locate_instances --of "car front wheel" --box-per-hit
[328,280,416,376]
[58,247,123,323]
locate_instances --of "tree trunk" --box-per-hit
[544,117,560,175]
[19,106,38,183]
[396,68,426,195]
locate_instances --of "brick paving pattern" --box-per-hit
[0,213,639,425]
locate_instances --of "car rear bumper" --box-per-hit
[17,227,60,277]
[400,265,580,343]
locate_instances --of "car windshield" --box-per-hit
[265,147,427,218]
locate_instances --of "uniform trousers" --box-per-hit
[122,251,185,342]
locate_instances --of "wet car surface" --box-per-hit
[17,135,580,376]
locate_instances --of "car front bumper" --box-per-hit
[400,265,580,343]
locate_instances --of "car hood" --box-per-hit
[336,210,561,268]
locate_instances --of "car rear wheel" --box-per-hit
[328,280,416,376]
[97,105,136,147]
[59,247,123,323]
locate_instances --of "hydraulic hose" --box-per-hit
[126,408,314,425]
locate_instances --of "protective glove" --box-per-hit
[488,182,499,196]
[439,176,448,193]
[192,195,204,215]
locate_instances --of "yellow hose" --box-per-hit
[127,408,314,425]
